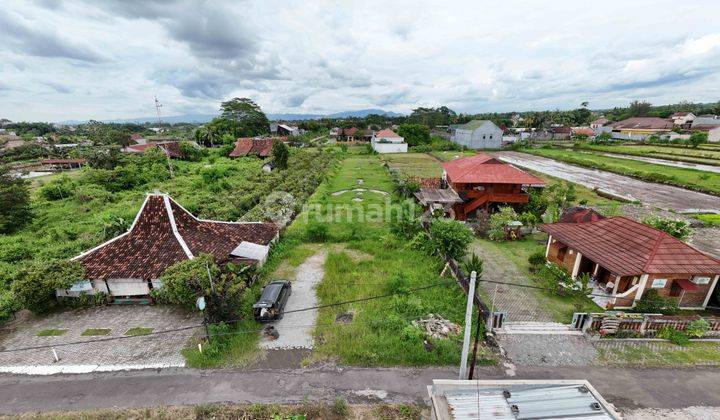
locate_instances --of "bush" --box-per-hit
[428,218,475,260]
[632,289,679,315]
[642,216,693,241]
[528,251,546,271]
[390,201,422,240]
[462,253,484,278]
[487,206,519,241]
[305,220,329,242]
[11,260,85,314]
[656,326,690,346]
[38,177,74,200]
[332,397,348,416]
[686,318,710,338]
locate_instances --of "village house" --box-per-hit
[441,154,545,220]
[450,120,503,149]
[540,216,720,310]
[691,115,720,142]
[337,127,359,141]
[371,128,407,153]
[276,123,300,137]
[572,127,595,138]
[124,140,186,158]
[598,117,673,141]
[60,193,279,300]
[39,158,85,171]
[589,117,609,129]
[229,137,274,158]
[669,111,695,127]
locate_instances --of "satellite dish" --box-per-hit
[196,296,206,311]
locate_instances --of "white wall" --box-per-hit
[709,127,720,143]
[373,143,407,153]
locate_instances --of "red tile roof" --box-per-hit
[591,118,609,125]
[74,194,278,280]
[442,153,546,186]
[229,138,274,157]
[572,128,595,137]
[540,217,720,276]
[341,127,358,136]
[125,141,183,158]
[611,117,673,130]
[558,206,605,224]
[375,128,401,138]
[40,158,86,164]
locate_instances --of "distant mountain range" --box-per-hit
[56,108,404,125]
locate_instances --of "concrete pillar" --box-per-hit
[703,275,720,308]
[545,235,553,258]
[571,251,583,279]
[634,274,649,303]
[593,263,600,276]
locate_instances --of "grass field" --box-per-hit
[285,155,496,366]
[695,213,720,227]
[381,153,443,178]
[525,148,720,196]
[430,150,476,162]
[578,143,720,165]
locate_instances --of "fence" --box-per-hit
[586,313,720,336]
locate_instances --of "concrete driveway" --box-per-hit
[495,151,720,212]
[600,152,720,174]
[260,250,326,349]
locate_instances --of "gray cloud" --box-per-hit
[0,10,104,62]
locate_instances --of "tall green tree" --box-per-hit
[272,139,289,169]
[397,124,430,146]
[219,97,270,136]
[0,165,32,233]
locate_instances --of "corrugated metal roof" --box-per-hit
[443,385,614,419]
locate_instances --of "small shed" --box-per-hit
[414,188,462,218]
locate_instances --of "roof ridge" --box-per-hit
[163,195,194,259]
[642,230,666,272]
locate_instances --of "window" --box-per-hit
[651,278,667,288]
[693,276,711,285]
[489,134,493,139]
[483,134,486,139]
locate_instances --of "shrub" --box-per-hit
[632,289,679,315]
[686,318,710,338]
[390,201,422,240]
[11,259,85,314]
[487,206,519,241]
[642,216,693,241]
[332,397,348,416]
[73,184,112,203]
[386,272,410,295]
[656,326,690,346]
[305,220,329,242]
[428,218,475,260]
[462,253,484,278]
[38,177,74,200]
[528,251,547,271]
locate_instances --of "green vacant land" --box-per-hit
[695,213,720,227]
[578,143,720,165]
[525,148,720,196]
[36,329,67,337]
[286,155,496,366]
[381,153,444,178]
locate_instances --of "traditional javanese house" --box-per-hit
[441,154,545,220]
[60,193,279,300]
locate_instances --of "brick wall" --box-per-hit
[546,238,578,274]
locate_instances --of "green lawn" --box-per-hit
[381,153,444,178]
[124,327,153,336]
[597,342,720,366]
[695,213,720,227]
[524,147,720,196]
[577,143,720,165]
[36,329,67,337]
[81,328,111,336]
[430,150,476,162]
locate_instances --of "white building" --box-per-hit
[371,128,407,153]
[450,120,503,149]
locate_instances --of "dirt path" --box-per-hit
[260,250,326,350]
[495,151,720,212]
[601,152,720,174]
[469,241,553,322]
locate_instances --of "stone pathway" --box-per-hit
[260,250,326,349]
[469,240,553,322]
[0,306,200,374]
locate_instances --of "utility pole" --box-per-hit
[459,271,477,380]
[154,96,163,127]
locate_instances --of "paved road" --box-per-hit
[1,365,719,414]
[495,151,720,212]
[601,152,720,174]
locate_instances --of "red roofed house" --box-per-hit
[442,153,545,220]
[124,141,184,158]
[60,193,279,300]
[540,217,720,309]
[229,137,274,158]
[338,127,359,141]
[558,206,605,224]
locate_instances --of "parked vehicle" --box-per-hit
[253,280,292,321]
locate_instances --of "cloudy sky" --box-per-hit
[1,0,719,121]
